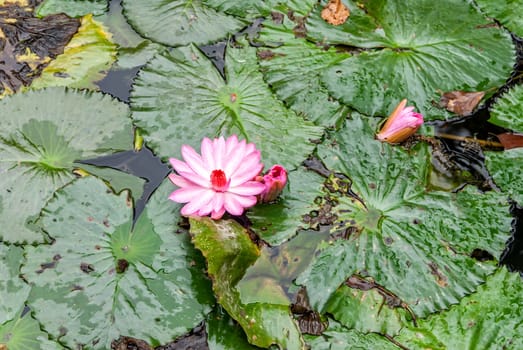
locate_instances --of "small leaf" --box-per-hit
[190,217,304,349]
[496,132,523,150]
[438,91,485,116]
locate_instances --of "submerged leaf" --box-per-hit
[22,178,213,349]
[130,43,322,169]
[190,217,304,349]
[0,88,132,242]
[297,114,512,329]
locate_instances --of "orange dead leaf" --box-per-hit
[321,0,350,26]
[496,132,523,150]
[439,90,485,116]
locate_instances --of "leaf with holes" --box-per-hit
[296,114,512,329]
[0,88,132,243]
[130,43,322,169]
[396,268,523,349]
[190,217,304,349]
[122,0,244,46]
[21,177,213,349]
[302,0,515,118]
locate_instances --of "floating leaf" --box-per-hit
[0,2,79,95]
[249,168,326,245]
[22,178,213,349]
[396,268,523,349]
[206,307,259,350]
[485,148,523,204]
[190,217,304,349]
[438,90,485,116]
[489,83,523,133]
[130,43,322,169]
[0,88,132,243]
[121,0,244,46]
[204,0,316,19]
[0,246,30,324]
[30,15,117,90]
[297,114,512,325]
[36,0,108,17]
[257,14,349,127]
[475,0,523,37]
[304,0,515,118]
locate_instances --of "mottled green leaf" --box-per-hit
[0,246,30,324]
[489,83,523,133]
[257,15,349,128]
[30,15,117,90]
[249,168,326,245]
[0,88,132,243]
[206,307,259,350]
[22,178,213,349]
[122,0,244,46]
[190,217,304,349]
[475,0,523,37]
[485,148,523,204]
[303,0,515,118]
[396,268,523,349]
[36,0,108,17]
[297,114,512,327]
[203,0,316,19]
[130,43,322,169]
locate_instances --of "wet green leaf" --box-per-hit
[297,114,512,329]
[396,268,523,349]
[485,148,523,204]
[22,177,213,349]
[30,15,117,90]
[249,168,326,245]
[488,83,523,133]
[475,0,523,37]
[257,15,349,128]
[190,217,304,349]
[0,88,133,243]
[122,0,244,46]
[0,246,30,324]
[206,307,259,350]
[204,0,316,19]
[130,43,322,169]
[304,0,515,118]
[36,0,108,17]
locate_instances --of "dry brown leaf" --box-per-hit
[496,132,523,150]
[321,0,350,26]
[439,90,485,116]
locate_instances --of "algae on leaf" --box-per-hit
[0,88,132,243]
[22,178,213,349]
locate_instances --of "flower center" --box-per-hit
[210,169,228,192]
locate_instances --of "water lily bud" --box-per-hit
[259,165,287,203]
[376,99,424,143]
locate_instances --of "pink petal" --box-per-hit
[225,134,239,156]
[180,190,215,216]
[228,181,265,196]
[211,192,225,213]
[201,137,215,170]
[169,186,209,203]
[170,158,210,188]
[182,145,210,177]
[224,193,257,215]
[211,207,226,220]
[223,139,247,177]
[213,136,226,170]
[230,153,264,187]
[168,173,196,188]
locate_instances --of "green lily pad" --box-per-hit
[297,114,512,324]
[22,177,213,349]
[130,43,322,169]
[204,0,316,19]
[249,168,326,245]
[36,0,108,17]
[206,306,259,350]
[303,0,515,118]
[257,15,350,128]
[396,268,523,349]
[475,0,523,37]
[0,88,133,243]
[485,148,523,204]
[190,217,304,349]
[0,246,30,324]
[122,0,244,46]
[488,83,523,133]
[30,15,117,90]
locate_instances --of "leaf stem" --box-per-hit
[434,132,503,148]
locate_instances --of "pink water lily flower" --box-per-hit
[258,164,287,203]
[168,135,266,219]
[376,99,424,143]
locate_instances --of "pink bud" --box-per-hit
[259,165,287,203]
[376,99,424,143]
